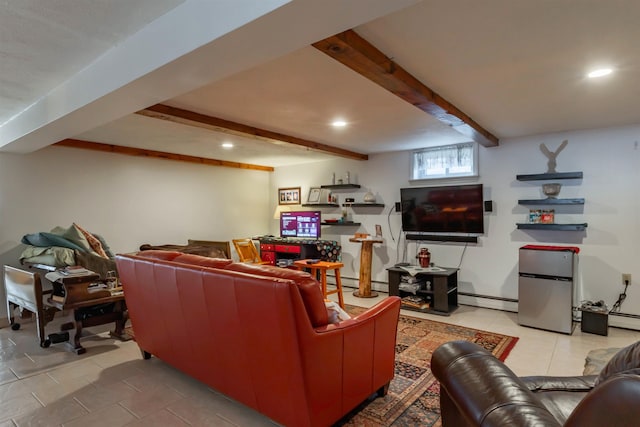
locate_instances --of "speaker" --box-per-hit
[484,200,493,212]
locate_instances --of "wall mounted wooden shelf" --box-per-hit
[342,203,385,208]
[321,222,361,226]
[516,223,588,231]
[518,198,585,205]
[320,184,361,189]
[301,203,339,208]
[516,172,583,181]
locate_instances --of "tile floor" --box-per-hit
[0,289,637,426]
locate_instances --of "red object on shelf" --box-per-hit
[521,244,580,254]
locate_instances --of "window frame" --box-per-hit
[410,142,479,182]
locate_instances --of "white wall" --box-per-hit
[272,124,640,328]
[0,146,271,319]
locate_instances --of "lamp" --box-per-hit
[273,205,292,219]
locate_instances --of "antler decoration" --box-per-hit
[539,140,568,173]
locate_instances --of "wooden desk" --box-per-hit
[46,273,129,354]
[349,237,384,298]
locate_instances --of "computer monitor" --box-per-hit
[280,211,321,239]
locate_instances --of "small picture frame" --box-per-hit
[307,187,321,204]
[278,187,301,205]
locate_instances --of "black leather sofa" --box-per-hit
[431,340,640,426]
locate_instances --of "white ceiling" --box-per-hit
[2,0,640,168]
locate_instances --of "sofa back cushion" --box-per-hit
[596,340,640,385]
[136,250,183,261]
[224,263,329,327]
[173,253,233,268]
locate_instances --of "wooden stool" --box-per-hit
[294,260,345,308]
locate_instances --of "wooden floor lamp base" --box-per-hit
[353,290,379,298]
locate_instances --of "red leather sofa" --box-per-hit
[116,250,401,427]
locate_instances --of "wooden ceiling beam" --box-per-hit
[313,30,499,147]
[136,104,369,161]
[54,139,274,172]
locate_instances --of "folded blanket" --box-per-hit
[20,245,76,267]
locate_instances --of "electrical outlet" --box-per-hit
[622,273,632,286]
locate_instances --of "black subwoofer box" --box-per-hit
[581,309,608,336]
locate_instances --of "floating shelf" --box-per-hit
[321,221,361,226]
[301,203,339,208]
[518,198,585,205]
[342,203,385,207]
[320,184,361,189]
[516,172,583,181]
[516,223,588,231]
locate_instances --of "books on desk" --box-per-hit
[58,266,95,276]
[45,267,100,284]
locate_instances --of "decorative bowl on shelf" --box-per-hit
[542,183,562,198]
[324,218,339,223]
[363,191,376,203]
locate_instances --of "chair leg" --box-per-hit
[320,269,327,298]
[7,301,20,330]
[334,268,345,309]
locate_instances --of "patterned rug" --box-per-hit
[335,305,519,426]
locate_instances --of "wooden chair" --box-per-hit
[232,239,269,264]
[293,260,345,308]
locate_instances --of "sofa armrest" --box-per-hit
[298,297,401,426]
[431,341,561,427]
[314,296,400,333]
[565,373,640,427]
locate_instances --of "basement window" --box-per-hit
[411,142,478,181]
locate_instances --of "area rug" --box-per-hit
[335,305,519,426]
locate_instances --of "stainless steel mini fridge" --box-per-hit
[518,246,576,334]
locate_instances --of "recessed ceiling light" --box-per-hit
[587,68,613,78]
[221,142,233,149]
[331,120,347,128]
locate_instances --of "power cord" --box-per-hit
[611,280,630,312]
[457,242,469,268]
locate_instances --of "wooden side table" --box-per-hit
[349,237,384,298]
[45,272,130,354]
[294,259,345,308]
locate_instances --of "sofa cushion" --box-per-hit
[173,253,233,268]
[596,341,640,385]
[224,263,329,327]
[136,250,184,261]
[584,347,621,375]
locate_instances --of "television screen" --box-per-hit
[400,184,484,234]
[280,211,321,239]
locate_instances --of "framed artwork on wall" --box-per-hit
[278,187,301,205]
[307,187,321,204]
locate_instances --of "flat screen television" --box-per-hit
[400,184,484,234]
[280,211,321,239]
